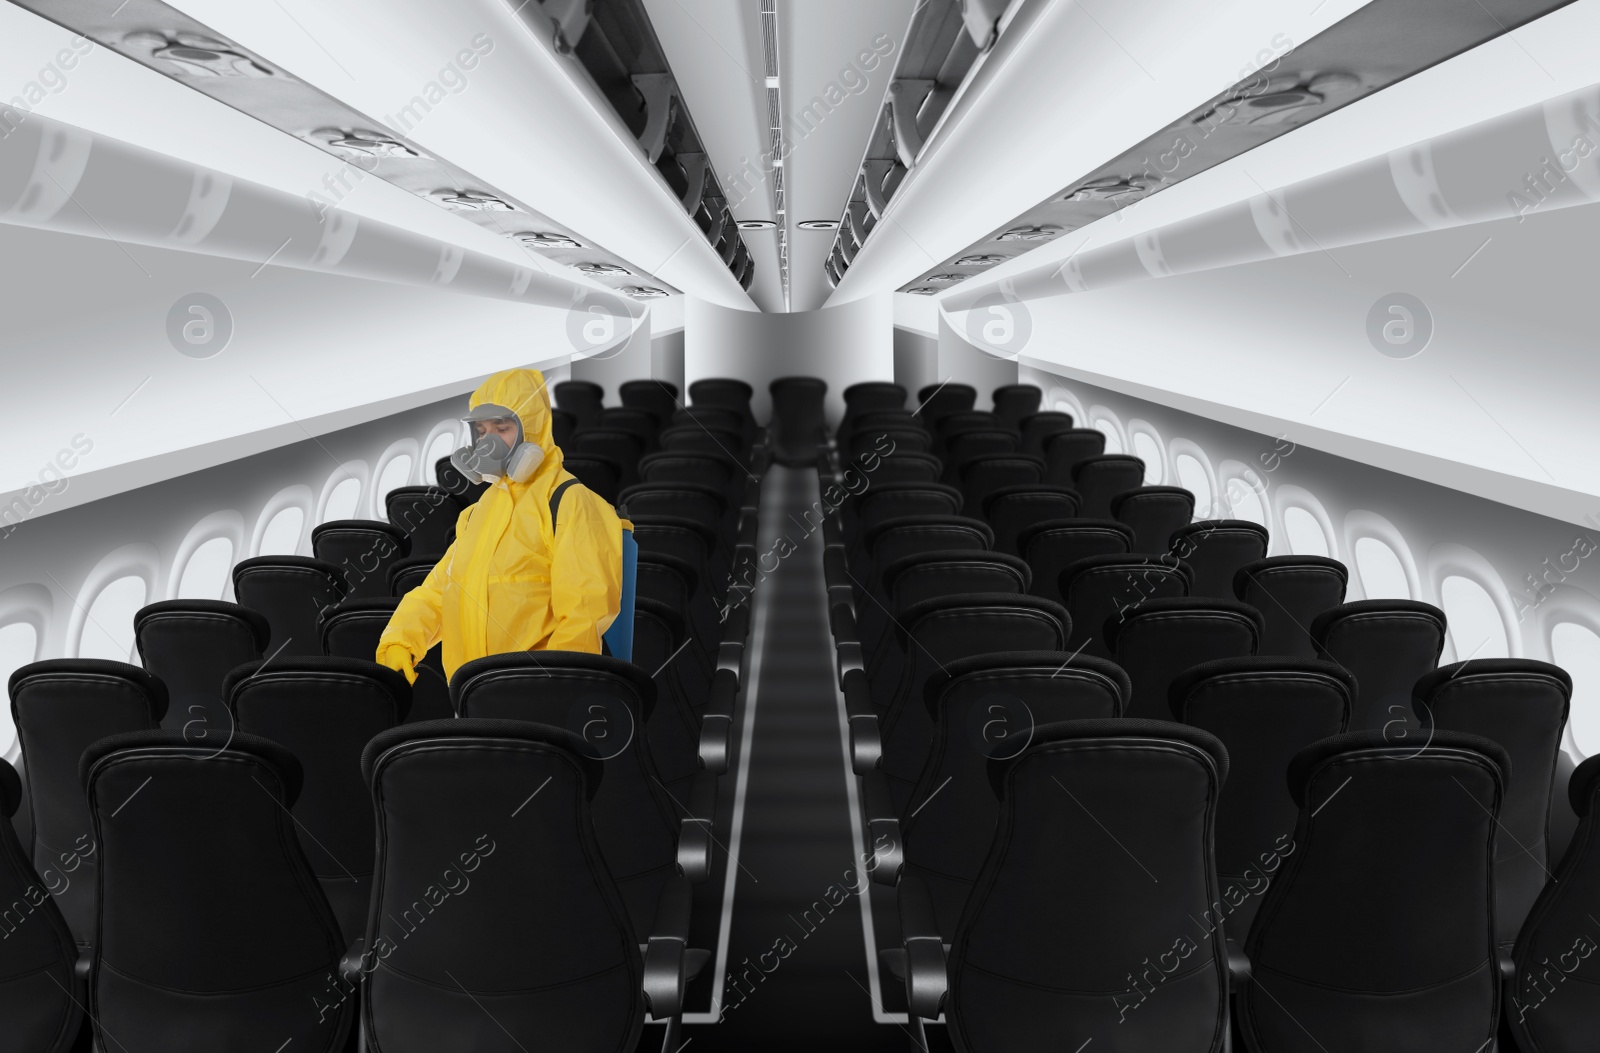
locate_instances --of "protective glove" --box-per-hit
[378,643,419,685]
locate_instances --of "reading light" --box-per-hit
[429,189,516,211]
[955,254,1006,266]
[738,220,778,230]
[623,286,669,299]
[124,31,272,78]
[514,231,582,248]
[577,262,631,276]
[907,287,940,295]
[311,128,418,159]
[1067,175,1160,201]
[798,219,839,230]
[996,225,1062,241]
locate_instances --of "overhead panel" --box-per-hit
[11,0,677,301]
[514,0,755,293]
[895,0,1581,296]
[823,0,987,290]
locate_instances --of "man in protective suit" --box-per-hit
[377,368,624,682]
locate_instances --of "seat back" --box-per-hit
[1059,553,1191,659]
[361,720,642,1050]
[553,379,605,428]
[863,516,992,596]
[879,595,1069,811]
[1169,657,1354,941]
[671,404,745,437]
[948,720,1230,1051]
[659,424,748,463]
[452,654,679,941]
[1071,455,1147,518]
[1312,600,1446,731]
[1239,731,1508,1052]
[981,485,1081,557]
[1018,519,1133,603]
[688,377,757,442]
[839,382,907,448]
[618,483,727,545]
[225,657,409,942]
[627,517,723,655]
[8,660,166,948]
[0,759,82,1053]
[321,598,453,723]
[936,414,1003,462]
[1042,428,1107,485]
[82,732,351,1048]
[1508,755,1600,1051]
[861,552,1030,667]
[1107,598,1263,719]
[847,483,962,543]
[561,454,622,504]
[847,426,931,461]
[639,452,737,494]
[597,406,661,454]
[133,600,267,734]
[914,382,976,428]
[905,654,1129,932]
[551,406,576,448]
[619,378,680,424]
[569,429,645,489]
[768,376,828,467]
[232,555,349,657]
[945,429,1019,483]
[1170,520,1269,599]
[852,452,943,488]
[435,455,488,506]
[1018,411,1075,457]
[631,598,707,792]
[1234,556,1348,658]
[990,383,1042,430]
[959,454,1045,518]
[1112,485,1196,553]
[387,555,437,596]
[312,520,410,600]
[1415,659,1571,950]
[384,486,457,557]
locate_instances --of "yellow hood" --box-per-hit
[468,368,564,491]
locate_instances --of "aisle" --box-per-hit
[680,465,908,1052]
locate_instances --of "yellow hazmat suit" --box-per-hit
[377,368,624,683]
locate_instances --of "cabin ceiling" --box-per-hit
[1,0,1593,315]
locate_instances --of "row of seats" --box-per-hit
[0,376,767,1051]
[818,380,1596,1052]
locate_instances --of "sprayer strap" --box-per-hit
[549,478,580,532]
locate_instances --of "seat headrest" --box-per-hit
[0,759,20,819]
[1061,552,1190,586]
[133,599,272,651]
[1167,656,1357,719]
[980,484,1081,517]
[897,593,1069,644]
[364,718,605,797]
[863,514,994,552]
[923,650,1132,715]
[1015,518,1134,555]
[1104,597,1264,653]
[1310,600,1446,644]
[9,658,170,722]
[633,597,687,642]
[1233,555,1348,597]
[1286,729,1511,809]
[881,549,1031,595]
[1412,658,1572,705]
[80,729,304,805]
[223,655,411,714]
[992,717,1229,797]
[1569,754,1600,817]
[233,555,347,586]
[450,651,657,711]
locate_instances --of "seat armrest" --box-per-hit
[339,938,366,986]
[74,947,92,982]
[643,872,693,1019]
[698,668,738,775]
[843,669,881,776]
[721,602,751,645]
[823,546,851,590]
[898,872,947,1019]
[1498,950,1516,984]
[1226,939,1251,991]
[862,770,903,886]
[821,513,844,549]
[828,584,856,621]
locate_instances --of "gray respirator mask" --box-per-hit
[450,403,545,484]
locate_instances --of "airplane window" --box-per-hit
[78,575,146,662]
[1439,575,1509,665]
[1173,453,1213,518]
[1354,537,1411,599]
[0,621,38,760]
[1088,410,1124,454]
[376,453,415,509]
[176,536,234,601]
[1552,621,1600,757]
[1130,425,1164,484]
[425,427,459,477]
[321,476,363,523]
[258,506,305,556]
[1283,507,1330,557]
[1216,461,1268,526]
